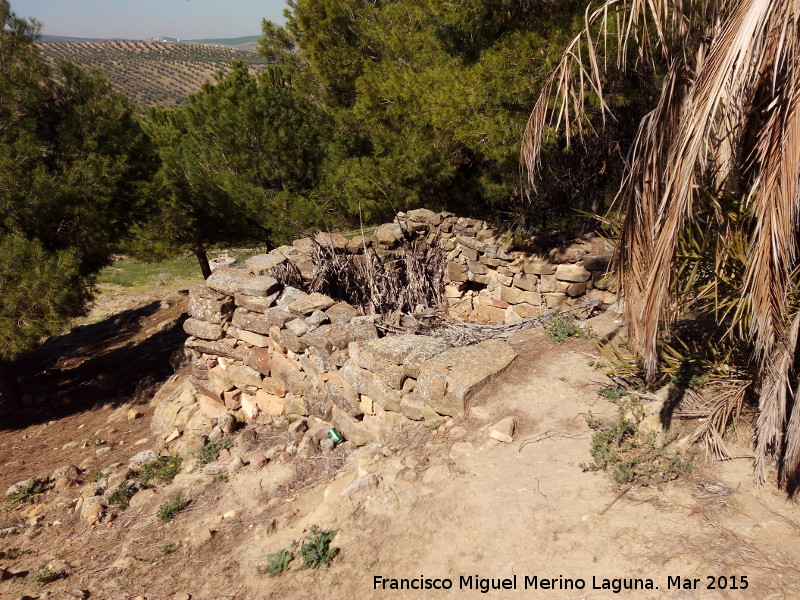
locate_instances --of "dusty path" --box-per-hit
[2,305,800,600]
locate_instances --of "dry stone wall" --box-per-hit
[151,209,615,451]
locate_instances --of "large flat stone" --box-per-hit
[341,363,402,412]
[232,307,295,335]
[555,264,591,283]
[185,338,246,361]
[183,318,223,341]
[415,340,517,417]
[206,268,278,297]
[235,292,279,313]
[188,287,235,323]
[327,318,378,349]
[348,335,450,378]
[288,292,335,315]
[331,407,376,447]
[245,253,286,274]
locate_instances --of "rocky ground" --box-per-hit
[2,289,800,600]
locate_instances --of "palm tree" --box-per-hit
[522,0,800,490]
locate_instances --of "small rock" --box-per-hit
[164,428,182,443]
[128,450,158,468]
[288,418,308,438]
[81,497,104,524]
[342,473,381,505]
[217,448,231,462]
[218,412,239,434]
[133,438,149,446]
[319,438,335,453]
[489,417,516,443]
[249,454,268,469]
[127,408,143,420]
[207,426,224,444]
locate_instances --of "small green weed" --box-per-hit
[546,315,596,343]
[159,543,178,556]
[597,385,628,403]
[424,421,440,431]
[0,547,22,559]
[257,550,294,576]
[108,482,136,509]
[4,478,47,509]
[89,469,105,483]
[139,456,182,484]
[156,496,187,523]
[581,396,693,488]
[297,526,339,569]
[85,435,105,447]
[29,564,62,584]
[258,526,339,576]
[197,439,232,467]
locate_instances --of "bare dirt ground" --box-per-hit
[2,289,800,600]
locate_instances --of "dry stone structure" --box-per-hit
[151,209,615,450]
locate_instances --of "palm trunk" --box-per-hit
[194,248,212,280]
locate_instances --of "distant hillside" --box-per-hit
[38,40,269,108]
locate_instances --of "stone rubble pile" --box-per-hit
[152,208,614,450]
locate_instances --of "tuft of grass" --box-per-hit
[196,439,232,467]
[156,496,187,523]
[89,469,105,483]
[159,543,178,557]
[29,564,62,585]
[297,526,339,570]
[108,482,136,509]
[4,478,47,510]
[257,550,294,576]
[546,315,596,343]
[139,456,182,484]
[597,385,628,402]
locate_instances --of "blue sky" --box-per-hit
[11,1,288,40]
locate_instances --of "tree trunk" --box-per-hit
[194,248,212,280]
[0,358,22,410]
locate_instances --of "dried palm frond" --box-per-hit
[521,0,800,490]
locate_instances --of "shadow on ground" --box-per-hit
[5,296,188,430]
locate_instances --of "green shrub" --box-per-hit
[581,397,693,488]
[4,478,47,509]
[139,456,182,484]
[108,482,136,509]
[156,496,187,523]
[297,526,339,570]
[257,550,294,576]
[196,439,232,467]
[29,564,62,584]
[546,315,596,343]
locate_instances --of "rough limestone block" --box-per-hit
[206,268,279,297]
[406,208,442,225]
[315,231,350,250]
[414,340,517,417]
[188,287,235,323]
[234,292,279,313]
[331,406,376,447]
[582,253,612,272]
[341,363,402,412]
[447,261,468,282]
[327,318,378,350]
[226,364,263,389]
[269,354,309,395]
[185,338,246,361]
[566,282,587,297]
[325,301,358,325]
[372,223,404,247]
[229,327,270,348]
[543,293,568,309]
[467,260,487,275]
[232,307,295,335]
[244,253,286,274]
[183,318,224,341]
[348,335,450,379]
[512,272,538,292]
[500,286,541,306]
[252,390,285,416]
[324,373,362,417]
[522,261,556,275]
[288,292,336,315]
[555,264,591,283]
